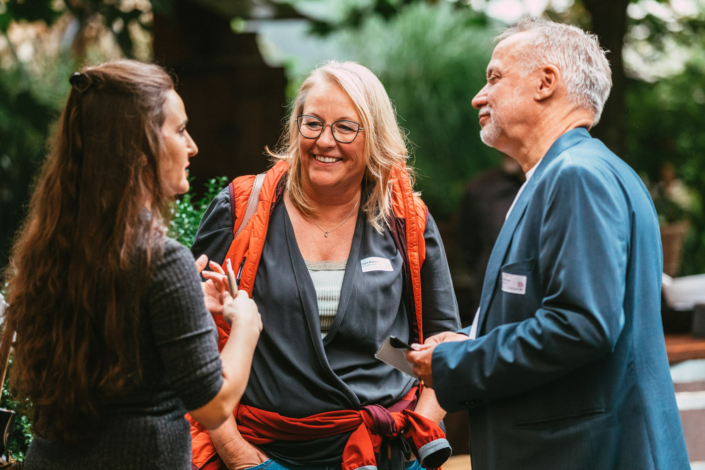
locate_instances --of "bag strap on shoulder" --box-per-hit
[233,172,266,239]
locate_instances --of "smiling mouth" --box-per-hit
[314,155,342,163]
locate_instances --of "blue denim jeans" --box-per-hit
[248,458,423,470]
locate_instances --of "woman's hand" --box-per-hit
[212,415,269,470]
[220,438,269,470]
[222,290,263,335]
[195,255,229,314]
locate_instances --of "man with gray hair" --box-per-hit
[406,16,689,469]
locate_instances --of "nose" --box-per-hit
[316,124,337,147]
[186,131,198,157]
[472,85,488,110]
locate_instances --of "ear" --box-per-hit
[535,65,560,102]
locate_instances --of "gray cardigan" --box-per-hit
[192,188,460,466]
[25,237,222,470]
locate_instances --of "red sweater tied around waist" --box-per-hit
[235,402,451,470]
[191,388,451,470]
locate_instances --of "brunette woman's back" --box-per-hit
[26,237,222,469]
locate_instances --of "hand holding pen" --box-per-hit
[217,258,260,331]
[196,255,255,327]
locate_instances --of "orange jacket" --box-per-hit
[189,160,430,469]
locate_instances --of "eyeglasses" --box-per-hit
[296,115,364,144]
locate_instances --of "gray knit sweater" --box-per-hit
[25,237,223,470]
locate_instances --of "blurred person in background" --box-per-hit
[458,154,524,322]
[407,17,689,470]
[189,61,460,470]
[3,60,262,469]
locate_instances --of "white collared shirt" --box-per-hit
[467,159,541,339]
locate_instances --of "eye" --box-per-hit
[334,122,356,133]
[305,121,322,130]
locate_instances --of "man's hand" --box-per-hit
[406,343,437,388]
[424,331,470,346]
[195,255,229,314]
[406,332,471,388]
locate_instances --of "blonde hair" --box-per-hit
[270,61,414,233]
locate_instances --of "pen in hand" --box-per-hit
[225,259,237,296]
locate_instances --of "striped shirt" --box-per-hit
[305,259,347,338]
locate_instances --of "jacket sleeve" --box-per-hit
[432,161,629,413]
[190,187,235,275]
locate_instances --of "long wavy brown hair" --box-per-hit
[3,60,174,443]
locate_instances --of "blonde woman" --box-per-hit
[191,61,460,470]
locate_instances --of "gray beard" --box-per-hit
[480,118,501,146]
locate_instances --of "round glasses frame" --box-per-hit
[296,115,364,144]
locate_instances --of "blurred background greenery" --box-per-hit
[1,0,705,459]
[2,0,705,276]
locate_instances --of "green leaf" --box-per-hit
[167,176,229,248]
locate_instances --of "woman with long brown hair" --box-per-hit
[3,59,262,469]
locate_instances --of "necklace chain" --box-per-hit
[312,200,359,237]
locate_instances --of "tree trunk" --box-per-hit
[152,0,288,191]
[581,0,631,161]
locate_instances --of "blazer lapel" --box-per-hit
[475,127,591,336]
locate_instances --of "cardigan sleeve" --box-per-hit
[147,238,223,411]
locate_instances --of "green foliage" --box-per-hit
[626,60,705,275]
[304,0,476,37]
[0,0,62,33]
[1,358,34,462]
[0,65,68,269]
[168,176,229,248]
[345,2,500,218]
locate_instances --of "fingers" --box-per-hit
[405,348,434,388]
[405,345,434,364]
[406,349,422,364]
[424,331,470,345]
[236,289,251,301]
[195,254,209,273]
[424,333,446,345]
[202,271,227,292]
[222,290,233,303]
[446,332,471,343]
[209,260,226,275]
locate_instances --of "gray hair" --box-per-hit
[497,16,612,124]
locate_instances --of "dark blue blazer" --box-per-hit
[433,128,689,470]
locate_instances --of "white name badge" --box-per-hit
[502,272,527,295]
[361,257,394,273]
